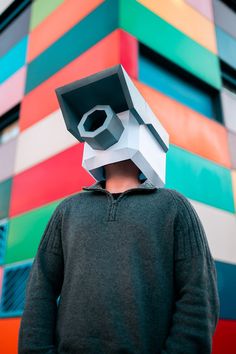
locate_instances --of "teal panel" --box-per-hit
[30,0,64,30]
[166,144,235,213]
[0,36,28,84]
[216,260,236,320]
[0,179,12,219]
[139,55,215,119]
[216,26,236,71]
[5,200,61,265]
[120,0,221,90]
[25,0,118,93]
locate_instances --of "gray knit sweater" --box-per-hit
[18,180,219,354]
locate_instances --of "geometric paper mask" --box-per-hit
[55,65,169,187]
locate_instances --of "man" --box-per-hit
[19,66,219,353]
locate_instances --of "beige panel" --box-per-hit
[190,198,236,265]
[14,110,78,174]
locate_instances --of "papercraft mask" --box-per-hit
[55,65,169,187]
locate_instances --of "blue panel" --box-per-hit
[139,55,215,119]
[0,35,28,84]
[215,260,236,320]
[216,26,236,71]
[0,222,8,265]
[0,261,32,317]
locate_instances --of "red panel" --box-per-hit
[20,30,121,132]
[120,31,138,79]
[134,80,231,168]
[20,29,137,132]
[9,144,95,217]
[212,320,236,354]
[0,318,21,354]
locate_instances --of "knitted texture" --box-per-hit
[18,183,219,354]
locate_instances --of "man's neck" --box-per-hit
[105,177,141,193]
[104,160,141,193]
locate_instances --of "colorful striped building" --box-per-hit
[0,0,236,352]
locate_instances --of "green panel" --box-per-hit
[5,200,61,264]
[30,0,64,30]
[26,0,118,93]
[0,178,12,219]
[166,144,235,213]
[120,0,221,90]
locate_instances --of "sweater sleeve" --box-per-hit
[161,190,220,354]
[18,204,64,354]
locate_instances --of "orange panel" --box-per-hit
[138,0,217,54]
[20,30,137,132]
[28,0,104,62]
[134,80,231,168]
[0,318,21,354]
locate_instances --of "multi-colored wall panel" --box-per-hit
[1,0,236,353]
[0,0,16,15]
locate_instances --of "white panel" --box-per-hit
[14,110,78,174]
[0,0,15,14]
[190,198,236,265]
[221,87,236,133]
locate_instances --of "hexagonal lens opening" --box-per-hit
[84,110,107,132]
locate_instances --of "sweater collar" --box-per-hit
[82,179,157,192]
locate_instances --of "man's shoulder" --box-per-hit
[55,190,89,212]
[157,187,186,203]
[157,188,196,216]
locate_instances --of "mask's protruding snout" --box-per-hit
[77,105,124,150]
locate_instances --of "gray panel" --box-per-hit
[0,5,31,56]
[213,0,236,40]
[221,87,236,133]
[228,130,236,168]
[0,138,18,182]
[216,26,236,71]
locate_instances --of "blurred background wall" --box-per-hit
[0,0,236,353]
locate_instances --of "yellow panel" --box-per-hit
[138,0,217,54]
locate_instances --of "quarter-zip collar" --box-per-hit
[82,179,157,193]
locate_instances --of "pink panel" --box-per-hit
[185,0,214,21]
[120,31,138,79]
[0,66,26,116]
